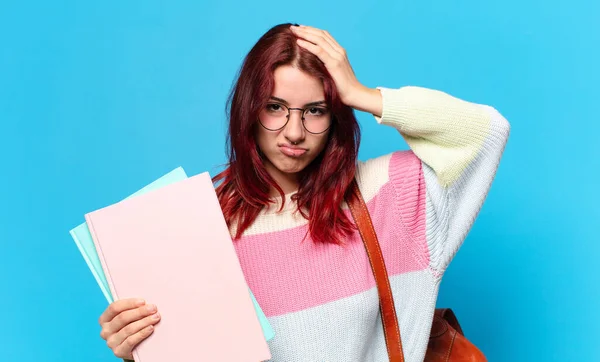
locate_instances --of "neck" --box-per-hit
[264,162,299,198]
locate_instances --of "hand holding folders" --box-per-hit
[69,168,273,362]
[99,298,161,360]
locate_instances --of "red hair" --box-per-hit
[213,23,361,245]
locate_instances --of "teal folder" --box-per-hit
[69,167,274,341]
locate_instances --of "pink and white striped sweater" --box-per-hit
[233,85,511,362]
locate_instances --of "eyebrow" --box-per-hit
[269,96,327,107]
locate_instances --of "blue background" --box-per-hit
[1,1,598,361]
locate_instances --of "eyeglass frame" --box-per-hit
[257,102,333,135]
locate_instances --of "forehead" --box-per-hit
[272,65,324,104]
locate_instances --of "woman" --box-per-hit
[97,23,510,361]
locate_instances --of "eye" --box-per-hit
[266,103,286,113]
[306,107,327,116]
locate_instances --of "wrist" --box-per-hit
[346,85,382,118]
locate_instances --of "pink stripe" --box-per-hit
[388,151,430,270]
[234,151,428,317]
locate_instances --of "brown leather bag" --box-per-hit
[346,181,487,362]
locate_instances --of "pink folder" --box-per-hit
[85,172,271,362]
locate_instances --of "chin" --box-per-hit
[273,157,310,175]
[278,163,307,175]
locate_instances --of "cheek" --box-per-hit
[255,127,270,154]
[311,132,330,155]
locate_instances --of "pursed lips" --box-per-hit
[278,144,308,157]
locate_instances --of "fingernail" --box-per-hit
[146,304,156,312]
[136,299,145,306]
[152,313,161,320]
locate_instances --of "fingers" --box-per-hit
[291,26,341,62]
[100,303,158,339]
[294,25,345,55]
[107,313,161,358]
[295,38,333,63]
[290,25,362,106]
[99,298,145,325]
[112,324,155,359]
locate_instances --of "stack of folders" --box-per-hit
[69,167,274,362]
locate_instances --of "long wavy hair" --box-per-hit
[213,23,361,245]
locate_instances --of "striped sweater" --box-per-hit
[233,86,511,362]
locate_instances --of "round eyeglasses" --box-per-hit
[258,102,332,134]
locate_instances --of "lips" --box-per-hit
[279,144,307,157]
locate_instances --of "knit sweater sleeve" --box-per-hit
[374,86,510,274]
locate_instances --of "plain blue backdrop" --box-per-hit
[1,1,598,361]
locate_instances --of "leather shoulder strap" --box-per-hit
[346,180,405,362]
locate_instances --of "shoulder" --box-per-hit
[355,150,423,202]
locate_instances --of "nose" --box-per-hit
[283,109,305,145]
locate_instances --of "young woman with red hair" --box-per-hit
[98,23,510,361]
